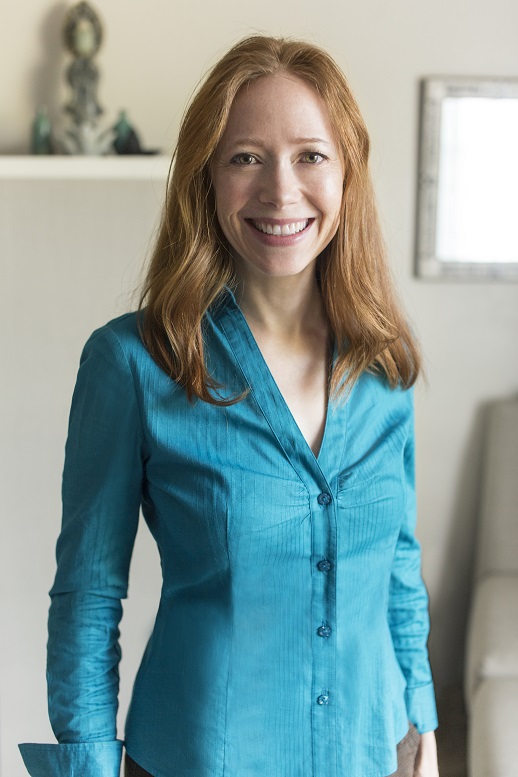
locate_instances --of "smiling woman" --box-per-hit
[211,73,344,283]
[19,35,439,777]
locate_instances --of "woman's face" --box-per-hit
[211,73,345,283]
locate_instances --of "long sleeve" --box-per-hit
[387,392,438,734]
[20,324,146,776]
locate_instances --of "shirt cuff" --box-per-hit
[19,740,123,777]
[405,682,439,734]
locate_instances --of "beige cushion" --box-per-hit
[469,678,518,777]
[476,397,518,578]
[465,574,518,706]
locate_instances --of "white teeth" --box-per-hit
[252,220,309,235]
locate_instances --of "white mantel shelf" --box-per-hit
[0,155,171,181]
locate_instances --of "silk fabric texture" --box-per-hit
[124,724,421,777]
[20,290,437,777]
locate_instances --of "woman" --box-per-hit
[20,35,439,777]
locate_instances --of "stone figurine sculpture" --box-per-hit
[56,1,114,155]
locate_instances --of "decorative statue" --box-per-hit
[56,1,114,155]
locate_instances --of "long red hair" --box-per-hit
[139,35,420,403]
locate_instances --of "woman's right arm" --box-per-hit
[19,324,146,777]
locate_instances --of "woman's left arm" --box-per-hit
[387,390,439,753]
[415,730,439,776]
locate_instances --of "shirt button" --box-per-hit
[317,558,332,573]
[317,693,330,706]
[317,624,332,638]
[317,492,332,506]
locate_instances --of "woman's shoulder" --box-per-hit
[348,370,414,428]
[83,311,181,392]
[354,369,414,403]
[100,310,141,342]
[81,311,152,370]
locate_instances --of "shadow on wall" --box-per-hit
[428,401,489,692]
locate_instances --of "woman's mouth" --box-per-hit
[247,218,313,236]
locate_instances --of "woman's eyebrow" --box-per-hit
[291,136,332,145]
[227,136,332,147]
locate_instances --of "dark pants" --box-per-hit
[125,753,153,777]
[388,723,420,776]
[125,724,420,777]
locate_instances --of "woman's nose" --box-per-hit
[258,162,301,209]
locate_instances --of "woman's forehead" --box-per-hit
[220,73,338,147]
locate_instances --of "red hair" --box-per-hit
[139,35,420,403]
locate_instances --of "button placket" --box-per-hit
[311,481,337,775]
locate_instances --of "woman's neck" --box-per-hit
[235,271,327,341]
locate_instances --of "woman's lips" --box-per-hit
[245,218,314,244]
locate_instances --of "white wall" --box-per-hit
[2,0,518,775]
[0,174,167,777]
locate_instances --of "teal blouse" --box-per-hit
[20,290,438,777]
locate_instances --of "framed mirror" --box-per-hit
[415,77,518,279]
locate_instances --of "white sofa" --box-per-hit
[465,396,518,777]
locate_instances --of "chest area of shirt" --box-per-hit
[132,304,411,553]
[139,381,406,559]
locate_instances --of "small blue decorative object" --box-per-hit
[31,106,53,155]
[113,110,141,154]
[113,110,159,155]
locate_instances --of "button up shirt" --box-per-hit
[20,290,438,777]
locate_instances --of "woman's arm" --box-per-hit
[20,324,146,777]
[387,390,439,735]
[415,730,440,776]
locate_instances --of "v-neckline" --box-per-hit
[214,289,338,481]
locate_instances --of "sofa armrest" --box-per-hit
[465,574,518,710]
[475,397,518,579]
[468,678,518,777]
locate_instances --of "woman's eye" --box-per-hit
[231,153,257,166]
[302,151,325,164]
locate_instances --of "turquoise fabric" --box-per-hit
[19,741,123,777]
[20,290,437,777]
